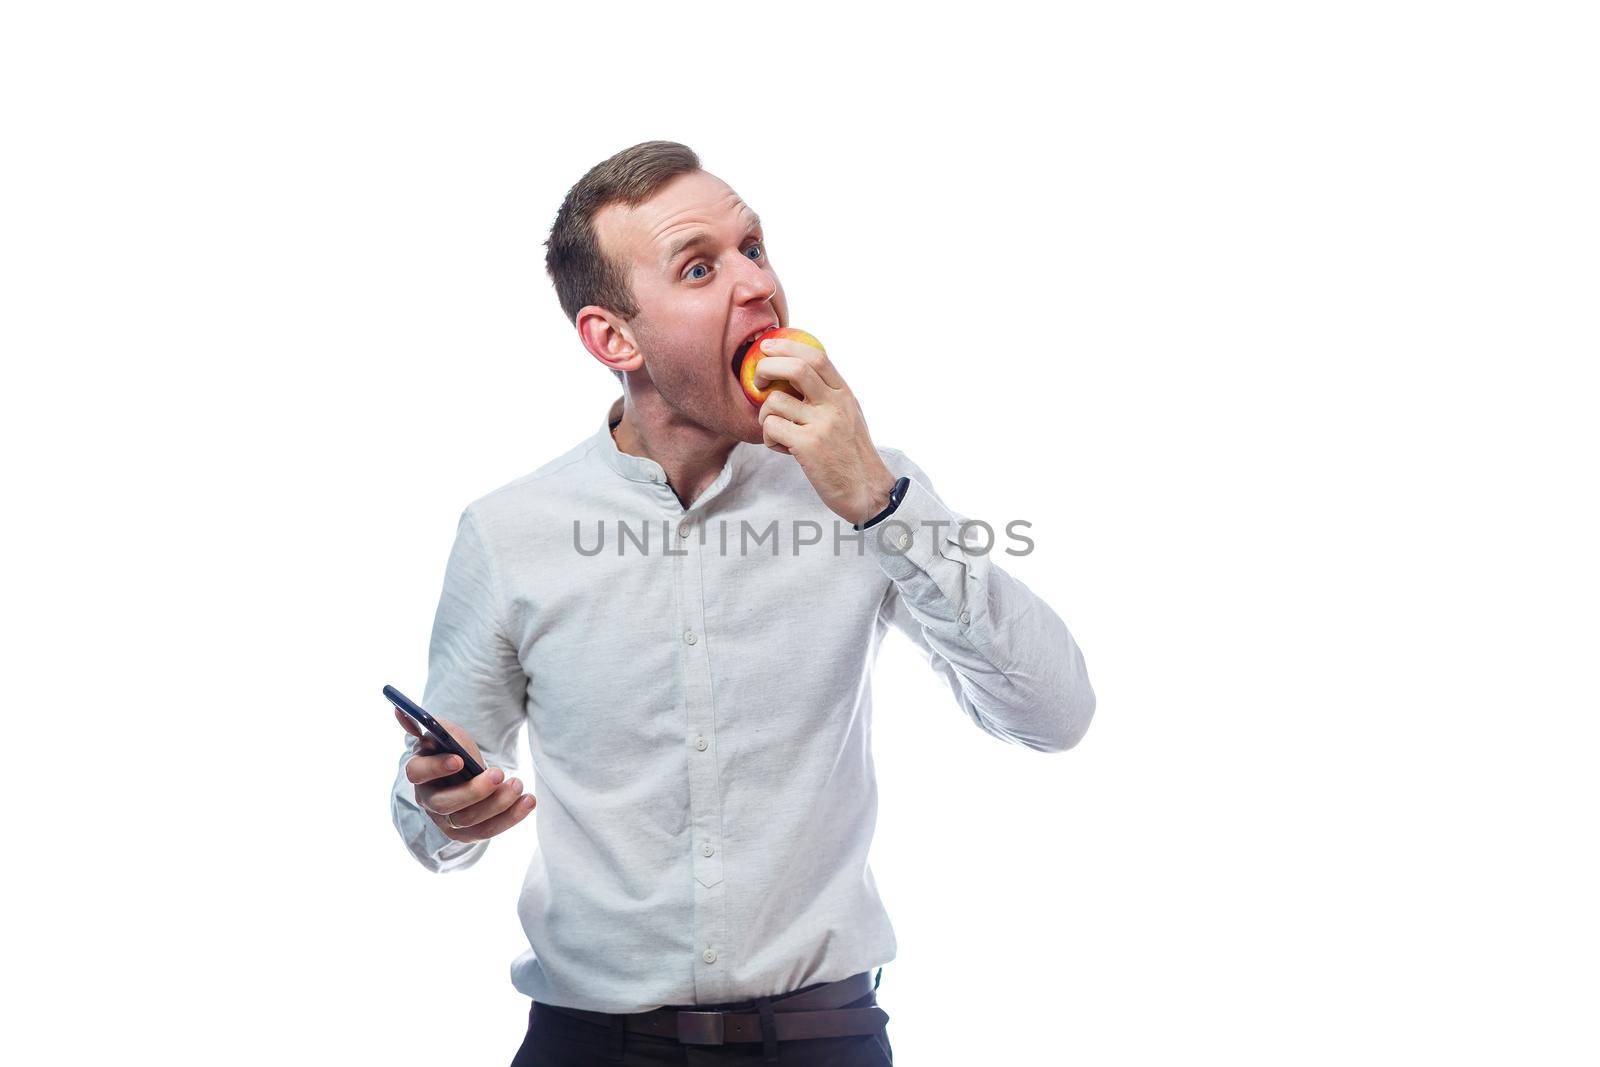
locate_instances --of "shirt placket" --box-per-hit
[674,510,731,1002]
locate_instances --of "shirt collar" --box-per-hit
[595,394,751,493]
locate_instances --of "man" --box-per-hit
[389,140,1096,1065]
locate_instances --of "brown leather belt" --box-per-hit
[543,969,888,1046]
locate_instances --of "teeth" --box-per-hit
[732,323,778,375]
[733,325,774,372]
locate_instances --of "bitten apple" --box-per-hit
[736,326,823,407]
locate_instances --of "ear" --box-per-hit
[577,307,643,376]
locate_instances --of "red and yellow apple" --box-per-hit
[737,326,824,407]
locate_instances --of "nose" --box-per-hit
[732,250,777,305]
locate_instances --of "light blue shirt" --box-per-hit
[390,394,1096,1012]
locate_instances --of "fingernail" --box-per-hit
[489,768,505,784]
[507,778,521,791]
[521,795,536,809]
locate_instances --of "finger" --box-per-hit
[450,790,537,841]
[405,750,465,785]
[431,715,470,750]
[393,706,424,738]
[761,421,792,455]
[757,388,809,426]
[752,353,822,396]
[759,338,844,390]
[753,355,828,400]
[444,777,526,829]
[423,766,508,815]
[762,412,802,453]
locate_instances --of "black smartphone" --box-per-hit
[384,684,486,787]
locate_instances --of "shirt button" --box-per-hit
[695,736,708,751]
[897,532,911,549]
[959,610,971,625]
[684,630,698,645]
[678,521,691,538]
[702,949,717,964]
[702,843,714,857]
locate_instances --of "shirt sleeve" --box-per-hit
[391,505,530,872]
[867,449,1096,753]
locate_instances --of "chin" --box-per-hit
[690,402,764,447]
[731,422,766,446]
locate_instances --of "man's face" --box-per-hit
[590,169,789,444]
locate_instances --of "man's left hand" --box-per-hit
[754,337,898,527]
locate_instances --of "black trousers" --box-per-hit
[509,979,894,1065]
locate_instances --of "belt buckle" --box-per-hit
[676,1010,726,1045]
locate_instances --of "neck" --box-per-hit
[611,391,738,509]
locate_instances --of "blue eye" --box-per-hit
[683,242,763,281]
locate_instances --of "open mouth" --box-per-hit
[731,322,778,377]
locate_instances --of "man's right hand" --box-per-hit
[395,707,536,842]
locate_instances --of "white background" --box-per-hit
[5,2,1596,1064]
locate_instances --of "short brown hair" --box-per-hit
[543,141,702,380]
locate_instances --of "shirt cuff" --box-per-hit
[860,474,969,587]
[392,736,489,873]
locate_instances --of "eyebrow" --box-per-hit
[661,214,763,270]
